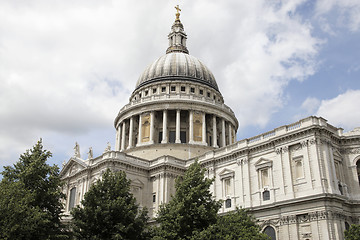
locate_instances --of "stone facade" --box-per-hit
[60,12,360,240]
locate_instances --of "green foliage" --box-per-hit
[153,160,222,240]
[0,139,68,240]
[345,224,360,240]
[192,208,269,240]
[71,169,149,240]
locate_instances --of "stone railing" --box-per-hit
[199,116,340,162]
[118,93,234,115]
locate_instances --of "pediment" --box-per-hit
[60,157,88,177]
[218,168,235,179]
[255,158,273,170]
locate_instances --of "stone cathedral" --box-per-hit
[60,8,360,240]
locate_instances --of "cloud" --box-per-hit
[316,90,360,131]
[187,0,321,128]
[301,97,321,115]
[315,0,360,32]
[0,0,333,167]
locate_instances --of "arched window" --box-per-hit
[263,226,276,240]
[345,222,350,231]
[68,187,76,211]
[356,160,360,186]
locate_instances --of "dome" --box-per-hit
[135,52,219,92]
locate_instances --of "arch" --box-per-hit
[263,226,276,240]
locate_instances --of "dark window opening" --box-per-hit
[152,194,156,203]
[199,89,203,95]
[190,87,195,93]
[145,90,148,96]
[207,92,211,97]
[180,131,186,143]
[338,182,343,195]
[225,199,231,208]
[181,86,185,92]
[345,222,350,231]
[169,131,176,143]
[263,190,270,201]
[162,87,166,92]
[153,88,157,94]
[158,131,163,143]
[171,86,176,92]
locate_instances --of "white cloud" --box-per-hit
[301,97,321,115]
[315,0,360,32]
[0,0,324,167]
[187,1,321,127]
[317,90,360,131]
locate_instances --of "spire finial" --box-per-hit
[175,5,181,20]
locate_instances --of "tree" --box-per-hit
[71,169,149,240]
[153,160,222,240]
[192,208,269,240]
[345,224,360,240]
[0,139,68,240]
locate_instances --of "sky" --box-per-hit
[0,0,359,170]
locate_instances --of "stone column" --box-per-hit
[150,111,155,144]
[176,109,181,143]
[128,117,134,149]
[189,110,194,144]
[115,126,120,151]
[202,112,206,145]
[221,118,226,147]
[121,121,126,151]
[137,114,142,145]
[228,123,232,145]
[161,110,168,143]
[212,115,218,147]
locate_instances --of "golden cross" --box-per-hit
[175,5,181,14]
[175,5,181,20]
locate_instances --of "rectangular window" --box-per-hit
[169,131,176,143]
[207,92,211,97]
[153,88,157,94]
[199,89,203,95]
[261,169,269,187]
[181,86,186,92]
[225,199,231,208]
[158,131,163,143]
[162,87,166,92]
[171,86,176,92]
[224,178,231,196]
[145,90,148,96]
[190,87,195,93]
[263,190,270,201]
[295,160,303,178]
[180,131,186,143]
[68,187,76,211]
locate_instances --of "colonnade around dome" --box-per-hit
[115,108,236,159]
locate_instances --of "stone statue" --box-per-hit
[88,147,93,159]
[74,142,80,158]
[105,142,111,152]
